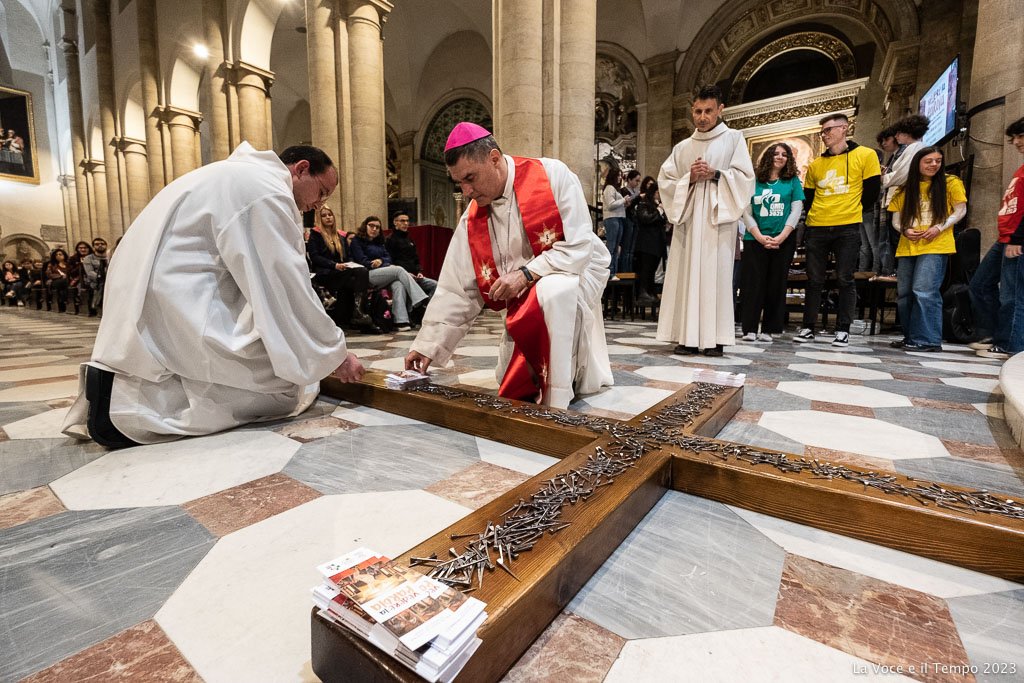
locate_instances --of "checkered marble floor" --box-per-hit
[1,307,1022,682]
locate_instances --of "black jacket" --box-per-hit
[306,229,348,278]
[633,199,668,257]
[385,230,422,274]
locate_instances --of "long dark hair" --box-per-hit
[639,175,659,208]
[755,143,798,183]
[49,248,68,266]
[897,146,948,231]
[603,167,621,189]
[356,215,384,243]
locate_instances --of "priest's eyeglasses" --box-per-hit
[315,175,331,205]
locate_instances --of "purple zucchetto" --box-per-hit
[444,122,491,152]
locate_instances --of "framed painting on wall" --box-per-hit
[746,126,824,183]
[0,85,39,184]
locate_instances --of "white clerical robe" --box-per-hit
[412,155,613,409]
[657,123,755,349]
[61,142,348,444]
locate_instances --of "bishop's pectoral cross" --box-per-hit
[311,374,1024,683]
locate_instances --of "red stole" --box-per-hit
[466,157,565,404]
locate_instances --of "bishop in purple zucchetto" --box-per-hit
[444,122,491,152]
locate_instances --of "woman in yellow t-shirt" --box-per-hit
[887,146,968,351]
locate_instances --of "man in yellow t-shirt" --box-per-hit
[795,113,882,347]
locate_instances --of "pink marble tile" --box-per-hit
[183,473,322,537]
[0,486,66,530]
[809,401,875,418]
[745,378,779,389]
[774,554,973,683]
[576,406,634,421]
[733,409,762,423]
[22,620,202,683]
[891,373,942,383]
[425,461,529,510]
[940,438,1024,470]
[909,397,976,413]
[502,613,625,683]
[803,446,895,473]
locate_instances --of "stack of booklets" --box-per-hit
[692,368,745,387]
[312,547,486,683]
[385,370,431,390]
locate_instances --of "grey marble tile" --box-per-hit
[894,457,1024,498]
[946,589,1024,683]
[284,424,481,494]
[0,506,216,681]
[862,379,996,403]
[0,438,107,496]
[568,491,784,638]
[610,369,649,387]
[742,386,812,412]
[0,401,51,427]
[715,420,808,454]
[235,398,342,432]
[873,407,1004,446]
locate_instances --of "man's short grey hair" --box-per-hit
[444,135,501,167]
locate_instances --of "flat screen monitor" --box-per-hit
[919,56,959,146]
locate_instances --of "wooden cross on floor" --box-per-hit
[311,373,1024,683]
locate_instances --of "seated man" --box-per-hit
[61,143,364,448]
[81,237,109,316]
[385,211,438,297]
[405,122,613,409]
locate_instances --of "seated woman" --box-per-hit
[888,146,967,352]
[45,248,70,313]
[68,241,92,315]
[2,260,25,305]
[350,216,428,329]
[307,206,377,332]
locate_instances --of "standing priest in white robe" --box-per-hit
[61,143,365,448]
[657,85,755,356]
[405,122,613,409]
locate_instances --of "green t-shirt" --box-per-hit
[744,176,804,240]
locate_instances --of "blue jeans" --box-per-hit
[970,242,1024,352]
[618,218,636,273]
[896,253,947,347]
[604,217,625,277]
[858,210,878,272]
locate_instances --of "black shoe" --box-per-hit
[905,343,941,352]
[85,366,140,449]
[703,345,724,357]
[673,344,699,355]
[890,338,909,349]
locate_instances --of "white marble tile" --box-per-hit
[904,351,999,363]
[972,402,1005,419]
[605,344,647,355]
[369,356,453,372]
[0,379,79,403]
[330,402,422,426]
[0,348,40,357]
[788,363,892,381]
[635,366,697,385]
[345,347,379,358]
[0,364,81,382]
[798,342,874,353]
[475,437,558,475]
[941,377,1001,393]
[461,332,500,340]
[457,369,499,390]
[0,354,68,368]
[156,492,470,683]
[453,345,501,357]
[2,407,71,439]
[612,336,666,346]
[582,385,674,414]
[341,334,392,344]
[386,341,413,348]
[639,331,660,338]
[729,507,1023,599]
[794,351,882,364]
[672,354,752,366]
[722,345,765,355]
[918,361,1002,376]
[50,431,300,509]
[776,381,911,408]
[758,410,949,460]
[604,626,915,683]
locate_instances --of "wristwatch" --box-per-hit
[519,266,535,284]
[712,170,722,183]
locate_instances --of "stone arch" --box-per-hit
[594,46,642,172]
[419,95,492,164]
[676,0,919,97]
[168,57,202,112]
[1,232,50,263]
[731,31,857,103]
[595,42,647,105]
[235,0,283,72]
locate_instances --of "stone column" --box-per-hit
[202,0,232,161]
[346,1,392,222]
[92,0,125,237]
[114,137,151,222]
[232,62,274,150]
[642,51,677,178]
[493,0,543,156]
[306,0,341,217]
[397,130,416,199]
[82,159,111,243]
[61,35,90,245]
[559,0,596,201]
[159,107,204,179]
[967,0,1024,244]
[137,0,167,196]
[333,11,356,229]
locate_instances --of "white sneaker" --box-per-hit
[757,333,773,342]
[793,328,815,343]
[610,275,620,282]
[968,337,993,351]
[977,345,1010,359]
[741,332,757,342]
[832,331,850,347]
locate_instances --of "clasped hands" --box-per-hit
[689,157,717,182]
[488,269,531,302]
[903,225,942,243]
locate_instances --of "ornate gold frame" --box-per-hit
[745,124,825,182]
[0,84,40,185]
